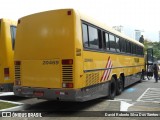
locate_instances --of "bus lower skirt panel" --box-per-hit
[13,82,110,102]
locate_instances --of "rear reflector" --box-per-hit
[62,83,73,88]
[4,68,9,74]
[62,59,73,65]
[67,10,72,15]
[15,61,21,65]
[4,68,9,80]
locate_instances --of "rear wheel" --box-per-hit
[108,77,116,100]
[116,76,123,95]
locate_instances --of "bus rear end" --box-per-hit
[14,9,79,101]
[0,19,16,92]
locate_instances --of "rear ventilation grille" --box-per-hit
[15,65,21,81]
[62,65,73,81]
[86,72,99,86]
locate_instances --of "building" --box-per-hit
[135,30,142,41]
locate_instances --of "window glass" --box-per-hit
[121,39,126,52]
[10,26,17,50]
[88,26,99,49]
[98,30,102,49]
[109,34,116,52]
[82,24,89,47]
[104,32,109,50]
[126,41,131,53]
[116,37,120,52]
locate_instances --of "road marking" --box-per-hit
[120,101,133,111]
[113,99,132,102]
[0,92,14,96]
[137,88,160,103]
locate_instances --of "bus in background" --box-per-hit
[0,18,17,92]
[14,9,144,101]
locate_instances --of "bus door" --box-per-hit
[146,48,153,79]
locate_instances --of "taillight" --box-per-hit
[15,61,21,65]
[4,68,9,80]
[62,59,73,65]
[62,83,73,88]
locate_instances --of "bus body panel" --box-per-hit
[0,19,16,91]
[15,9,75,88]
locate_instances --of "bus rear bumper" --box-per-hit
[13,83,109,102]
[0,83,14,92]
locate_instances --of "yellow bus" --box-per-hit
[14,9,144,101]
[0,18,17,92]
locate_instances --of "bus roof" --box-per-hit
[18,8,143,47]
[0,18,17,26]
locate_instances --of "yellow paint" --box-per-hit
[15,9,144,90]
[0,19,17,85]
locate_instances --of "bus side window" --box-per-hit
[109,34,116,52]
[98,30,103,50]
[88,26,99,49]
[103,32,109,51]
[121,39,126,53]
[10,26,17,50]
[82,24,89,48]
[116,37,120,52]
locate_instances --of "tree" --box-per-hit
[144,39,160,60]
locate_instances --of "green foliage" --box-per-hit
[144,39,160,60]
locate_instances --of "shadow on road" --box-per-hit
[24,98,108,117]
[0,95,31,102]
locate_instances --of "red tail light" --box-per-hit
[4,68,9,80]
[4,68,9,74]
[15,61,21,65]
[62,59,73,65]
[62,83,73,88]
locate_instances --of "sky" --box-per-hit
[1,0,160,41]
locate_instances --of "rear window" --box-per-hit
[10,26,17,50]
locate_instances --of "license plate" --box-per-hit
[34,91,44,97]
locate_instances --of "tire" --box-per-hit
[116,76,123,95]
[108,77,116,100]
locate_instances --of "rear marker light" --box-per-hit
[62,59,73,65]
[18,19,21,24]
[15,61,21,65]
[67,10,72,15]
